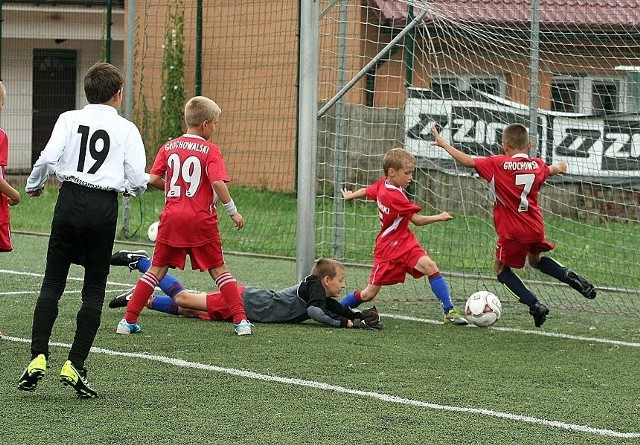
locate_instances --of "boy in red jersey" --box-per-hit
[0,81,20,347]
[0,81,21,252]
[117,96,252,336]
[431,123,596,327]
[340,147,468,325]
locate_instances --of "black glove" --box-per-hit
[351,313,382,330]
[360,306,382,329]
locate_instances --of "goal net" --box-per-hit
[130,0,639,317]
[315,0,640,316]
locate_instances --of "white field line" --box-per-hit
[2,335,639,439]
[1,267,638,349]
[383,313,640,348]
[0,289,128,296]
[0,269,132,288]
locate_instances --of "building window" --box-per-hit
[470,78,500,96]
[592,81,618,113]
[430,79,459,97]
[431,75,505,98]
[551,80,579,113]
[551,76,623,114]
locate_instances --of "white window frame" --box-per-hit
[431,75,507,98]
[551,75,626,114]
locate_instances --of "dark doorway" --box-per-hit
[32,49,77,165]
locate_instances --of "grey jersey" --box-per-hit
[241,276,357,327]
[242,285,309,323]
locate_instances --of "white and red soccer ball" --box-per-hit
[465,291,502,327]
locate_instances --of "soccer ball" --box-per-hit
[147,221,159,242]
[465,291,502,327]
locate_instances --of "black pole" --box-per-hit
[195,0,202,95]
[105,0,112,63]
[405,4,415,88]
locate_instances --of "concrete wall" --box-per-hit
[1,4,124,171]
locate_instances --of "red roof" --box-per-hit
[369,0,640,30]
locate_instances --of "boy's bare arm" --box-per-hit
[430,126,476,168]
[548,161,568,176]
[212,180,232,204]
[148,174,165,191]
[342,187,367,201]
[0,177,20,205]
[411,211,453,227]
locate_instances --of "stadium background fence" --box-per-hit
[2,0,639,316]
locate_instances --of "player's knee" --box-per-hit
[497,266,512,282]
[420,258,438,276]
[79,304,102,319]
[494,260,506,276]
[174,292,188,307]
[528,254,542,269]
[178,308,199,318]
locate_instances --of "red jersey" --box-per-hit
[365,177,422,261]
[474,153,550,243]
[150,134,230,247]
[0,129,9,224]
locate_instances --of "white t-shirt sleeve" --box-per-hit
[25,114,69,192]
[122,123,148,197]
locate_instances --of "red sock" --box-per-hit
[124,271,159,323]
[216,273,246,324]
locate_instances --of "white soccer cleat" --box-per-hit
[116,318,142,335]
[234,320,253,336]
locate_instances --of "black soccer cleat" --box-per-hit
[109,287,135,309]
[60,360,98,398]
[564,270,596,300]
[17,354,47,392]
[110,250,148,271]
[529,303,549,328]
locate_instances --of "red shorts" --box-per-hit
[151,239,225,271]
[201,285,246,321]
[0,220,12,252]
[496,237,555,269]
[369,245,427,285]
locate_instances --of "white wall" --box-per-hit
[1,4,124,170]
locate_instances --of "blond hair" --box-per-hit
[184,96,222,128]
[382,147,416,175]
[502,123,530,150]
[311,258,344,280]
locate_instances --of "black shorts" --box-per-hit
[47,181,118,274]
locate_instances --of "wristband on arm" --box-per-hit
[223,199,238,216]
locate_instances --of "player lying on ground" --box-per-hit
[110,251,381,329]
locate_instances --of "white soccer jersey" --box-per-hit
[26,104,147,196]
